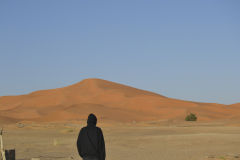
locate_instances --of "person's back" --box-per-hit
[77,114,106,160]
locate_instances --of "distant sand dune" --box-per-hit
[0,78,240,123]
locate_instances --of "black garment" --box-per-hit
[77,114,105,160]
[83,157,98,160]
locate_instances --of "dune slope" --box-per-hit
[0,78,239,123]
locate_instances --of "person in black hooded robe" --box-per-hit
[77,113,106,160]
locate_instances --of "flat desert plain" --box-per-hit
[1,121,240,160]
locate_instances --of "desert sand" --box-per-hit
[1,121,240,160]
[0,78,240,124]
[1,79,240,160]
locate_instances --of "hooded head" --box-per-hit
[87,113,97,126]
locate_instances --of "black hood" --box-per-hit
[87,113,97,126]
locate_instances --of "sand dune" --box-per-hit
[0,78,239,123]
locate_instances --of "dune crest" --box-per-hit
[0,78,240,123]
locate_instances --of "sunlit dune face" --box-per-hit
[0,78,239,124]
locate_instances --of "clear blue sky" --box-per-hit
[0,0,239,104]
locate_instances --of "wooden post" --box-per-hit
[0,128,6,160]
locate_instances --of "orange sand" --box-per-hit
[0,78,239,123]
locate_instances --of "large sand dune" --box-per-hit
[0,78,240,123]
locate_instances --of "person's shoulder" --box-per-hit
[82,126,88,130]
[96,126,103,132]
[80,126,87,132]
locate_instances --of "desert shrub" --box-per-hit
[185,113,197,121]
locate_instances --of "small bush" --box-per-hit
[185,113,197,121]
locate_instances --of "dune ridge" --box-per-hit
[0,78,240,123]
